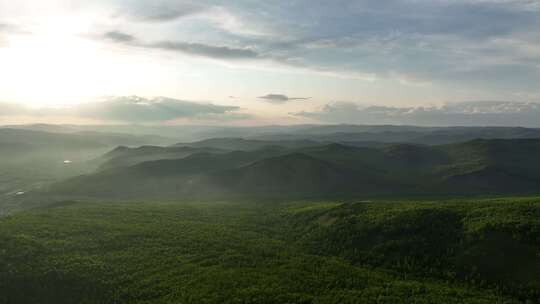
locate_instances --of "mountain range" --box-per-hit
[47,137,540,200]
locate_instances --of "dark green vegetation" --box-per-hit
[3,124,540,303]
[2,197,540,303]
[49,138,540,200]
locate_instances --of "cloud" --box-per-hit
[0,96,249,123]
[76,96,244,123]
[115,1,206,22]
[258,94,311,104]
[0,23,23,47]
[224,0,540,87]
[0,22,30,40]
[0,23,17,32]
[100,31,379,79]
[294,101,540,127]
[149,41,259,60]
[104,31,260,60]
[6,0,540,98]
[117,1,274,36]
[104,31,135,43]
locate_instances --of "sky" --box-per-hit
[1,0,540,126]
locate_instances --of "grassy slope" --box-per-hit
[2,198,540,303]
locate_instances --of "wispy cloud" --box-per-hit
[115,1,206,23]
[258,94,311,104]
[101,29,379,81]
[214,0,540,87]
[77,96,244,123]
[104,31,135,43]
[0,23,17,32]
[0,96,250,123]
[295,101,540,127]
[104,30,260,60]
[3,0,540,111]
[0,22,30,37]
[149,41,259,60]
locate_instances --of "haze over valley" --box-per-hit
[2,1,540,303]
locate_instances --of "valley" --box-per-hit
[2,124,540,303]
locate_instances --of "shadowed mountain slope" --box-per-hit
[98,145,226,170]
[47,138,540,199]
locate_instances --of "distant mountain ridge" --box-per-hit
[47,137,540,200]
[174,138,324,151]
[4,124,540,203]
[0,128,174,154]
[250,127,540,145]
[5,123,540,144]
[98,145,226,170]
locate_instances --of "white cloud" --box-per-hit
[295,101,540,126]
[0,96,250,123]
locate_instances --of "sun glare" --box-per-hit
[0,14,158,107]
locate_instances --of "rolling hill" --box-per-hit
[1,198,539,303]
[204,153,367,195]
[45,138,540,200]
[98,145,226,170]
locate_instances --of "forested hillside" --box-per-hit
[47,138,540,200]
[1,197,539,303]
